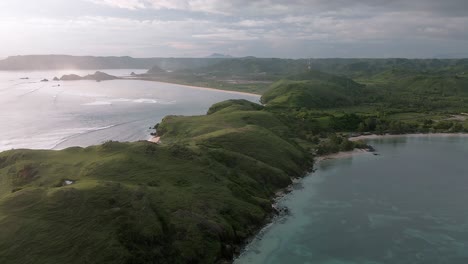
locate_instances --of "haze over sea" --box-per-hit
[237,136,468,264]
[0,70,259,152]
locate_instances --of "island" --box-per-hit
[59,71,119,81]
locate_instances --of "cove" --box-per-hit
[236,135,468,264]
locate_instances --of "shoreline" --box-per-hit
[235,132,468,261]
[236,133,468,263]
[349,132,468,142]
[127,77,262,97]
[235,147,373,262]
[148,136,161,144]
[314,148,372,163]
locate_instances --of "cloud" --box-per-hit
[87,0,230,14]
[0,0,467,57]
[86,0,468,17]
[87,0,146,10]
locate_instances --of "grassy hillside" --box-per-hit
[194,57,306,77]
[127,58,468,95]
[261,71,367,109]
[2,61,468,263]
[259,69,468,137]
[360,70,468,112]
[181,58,468,79]
[0,100,313,264]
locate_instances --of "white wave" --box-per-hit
[82,101,112,106]
[110,98,132,102]
[80,97,176,106]
[0,137,58,151]
[133,98,158,104]
[0,125,117,152]
[133,98,176,104]
[18,87,41,97]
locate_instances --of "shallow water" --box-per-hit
[0,70,259,152]
[236,136,468,264]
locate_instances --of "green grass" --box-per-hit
[261,71,366,109]
[0,100,312,264]
[3,60,468,263]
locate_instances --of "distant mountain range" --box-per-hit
[205,53,234,58]
[433,53,468,59]
[0,55,228,71]
[1,55,468,79]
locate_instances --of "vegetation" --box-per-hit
[261,71,366,109]
[127,57,468,96]
[0,100,316,264]
[1,58,468,263]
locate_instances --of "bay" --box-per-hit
[0,70,260,152]
[236,136,468,264]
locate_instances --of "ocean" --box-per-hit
[0,69,260,152]
[236,135,468,264]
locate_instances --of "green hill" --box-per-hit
[0,100,312,264]
[261,71,366,109]
[194,57,307,78]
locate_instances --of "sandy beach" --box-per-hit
[148,136,161,144]
[316,133,468,163]
[129,77,261,97]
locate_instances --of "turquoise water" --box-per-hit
[236,136,468,264]
[0,70,259,151]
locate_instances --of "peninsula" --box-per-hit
[1,59,468,264]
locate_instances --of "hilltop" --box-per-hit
[261,71,366,109]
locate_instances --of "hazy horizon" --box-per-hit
[1,0,468,59]
[2,54,468,60]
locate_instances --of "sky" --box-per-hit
[0,0,467,58]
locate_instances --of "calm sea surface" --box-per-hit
[236,136,468,264]
[0,70,259,152]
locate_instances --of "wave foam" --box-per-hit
[82,101,113,106]
[0,125,117,152]
[133,98,157,104]
[82,98,175,106]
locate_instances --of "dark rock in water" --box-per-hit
[274,206,290,217]
[40,78,49,82]
[130,72,137,76]
[373,153,380,156]
[367,145,376,152]
[53,77,59,81]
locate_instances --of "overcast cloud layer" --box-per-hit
[0,0,467,58]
